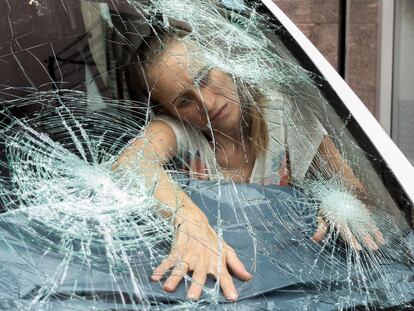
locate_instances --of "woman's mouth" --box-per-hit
[210,103,228,123]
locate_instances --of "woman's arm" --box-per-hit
[310,136,384,250]
[312,136,365,192]
[113,120,251,300]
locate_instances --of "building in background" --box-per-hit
[274,0,414,164]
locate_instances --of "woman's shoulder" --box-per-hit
[152,114,198,138]
[151,114,206,155]
[152,114,193,132]
[146,117,178,137]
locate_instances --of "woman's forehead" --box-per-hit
[148,41,205,103]
[157,42,204,77]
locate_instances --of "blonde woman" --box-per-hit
[114,31,383,301]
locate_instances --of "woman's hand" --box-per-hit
[312,206,385,251]
[151,206,252,301]
[311,137,386,251]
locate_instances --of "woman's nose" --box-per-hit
[198,87,217,114]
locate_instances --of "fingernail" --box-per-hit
[311,236,320,243]
[226,293,238,301]
[354,244,362,252]
[187,295,198,301]
[370,242,379,251]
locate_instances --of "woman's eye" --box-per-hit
[177,98,194,108]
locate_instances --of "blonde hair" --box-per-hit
[236,81,269,157]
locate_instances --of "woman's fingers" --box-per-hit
[187,268,207,300]
[217,269,238,301]
[371,226,385,245]
[312,216,328,243]
[338,223,362,251]
[358,224,384,251]
[152,221,252,301]
[225,246,251,281]
[163,261,189,292]
[362,233,379,251]
[315,208,385,251]
[151,257,175,281]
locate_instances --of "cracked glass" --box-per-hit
[0,1,413,310]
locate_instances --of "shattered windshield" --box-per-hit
[0,1,413,310]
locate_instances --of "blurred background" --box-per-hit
[274,0,414,165]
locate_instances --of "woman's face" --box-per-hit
[146,42,242,135]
